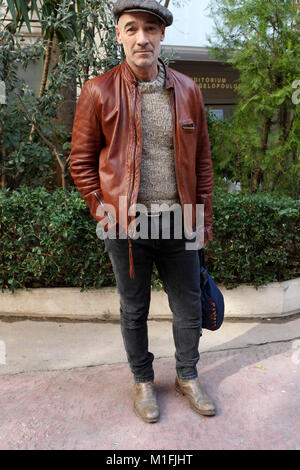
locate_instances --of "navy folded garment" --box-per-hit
[199,249,225,331]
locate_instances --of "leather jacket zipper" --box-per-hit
[126,85,138,279]
[170,89,183,208]
[128,84,138,209]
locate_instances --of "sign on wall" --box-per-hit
[170,61,240,105]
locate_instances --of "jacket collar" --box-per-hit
[121,58,174,89]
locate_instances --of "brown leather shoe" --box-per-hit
[133,382,160,423]
[175,376,216,416]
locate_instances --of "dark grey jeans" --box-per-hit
[104,212,202,383]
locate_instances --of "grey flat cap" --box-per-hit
[113,0,173,27]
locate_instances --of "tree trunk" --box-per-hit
[279,104,289,145]
[236,140,242,190]
[29,30,55,141]
[49,34,76,188]
[251,117,272,193]
[269,109,295,191]
[39,30,54,99]
[1,159,5,189]
[251,167,262,193]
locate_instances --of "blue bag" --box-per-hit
[199,249,225,331]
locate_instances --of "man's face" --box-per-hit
[115,12,165,73]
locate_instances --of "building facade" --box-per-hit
[163,0,239,119]
[162,45,239,119]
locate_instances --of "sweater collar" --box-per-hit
[122,58,174,89]
[137,61,165,92]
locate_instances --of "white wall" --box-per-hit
[164,0,215,47]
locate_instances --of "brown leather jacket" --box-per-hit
[70,59,214,241]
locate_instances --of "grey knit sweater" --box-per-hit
[136,62,180,212]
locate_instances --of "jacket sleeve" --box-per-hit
[194,84,214,241]
[70,80,104,222]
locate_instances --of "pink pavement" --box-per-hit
[0,341,299,450]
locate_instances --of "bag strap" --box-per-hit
[199,200,207,269]
[199,248,206,269]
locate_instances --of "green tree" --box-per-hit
[1,0,119,188]
[0,24,67,189]
[207,0,300,196]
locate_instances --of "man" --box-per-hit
[70,0,215,423]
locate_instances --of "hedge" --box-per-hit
[1,186,299,291]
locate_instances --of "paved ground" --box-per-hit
[0,317,299,450]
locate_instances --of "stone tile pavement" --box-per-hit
[0,318,299,450]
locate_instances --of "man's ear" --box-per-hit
[161,24,166,41]
[115,25,123,45]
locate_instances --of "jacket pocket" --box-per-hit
[181,121,196,131]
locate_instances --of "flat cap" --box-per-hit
[113,0,173,27]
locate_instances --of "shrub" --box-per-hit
[0,186,114,291]
[206,187,300,287]
[1,186,299,291]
